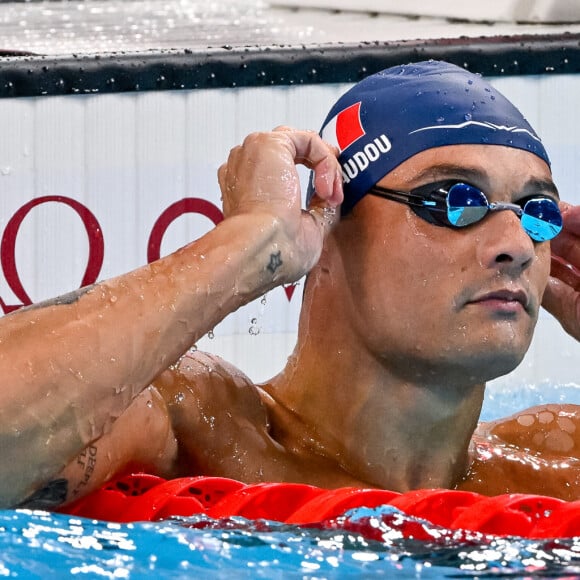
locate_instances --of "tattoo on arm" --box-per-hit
[11,284,96,315]
[70,445,98,499]
[267,251,283,274]
[17,444,100,510]
[16,479,69,510]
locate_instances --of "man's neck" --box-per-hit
[263,287,485,492]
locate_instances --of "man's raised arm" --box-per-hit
[0,129,342,507]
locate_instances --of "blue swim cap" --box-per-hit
[311,60,550,215]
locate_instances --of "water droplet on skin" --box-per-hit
[174,392,185,403]
[464,113,472,121]
[146,400,153,409]
[69,367,84,380]
[207,330,214,339]
[260,295,267,306]
[249,318,260,335]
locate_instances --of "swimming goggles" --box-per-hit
[367,181,563,242]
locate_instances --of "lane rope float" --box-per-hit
[58,473,580,539]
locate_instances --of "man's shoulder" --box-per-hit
[154,350,269,424]
[152,350,279,478]
[462,403,580,499]
[475,403,580,442]
[172,350,255,385]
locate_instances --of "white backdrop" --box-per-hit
[0,74,578,388]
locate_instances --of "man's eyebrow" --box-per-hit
[410,164,560,200]
[409,164,488,185]
[523,178,560,200]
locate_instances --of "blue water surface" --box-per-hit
[3,507,580,579]
[480,381,580,422]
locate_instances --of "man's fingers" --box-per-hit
[551,202,580,268]
[551,255,580,291]
[217,162,227,192]
[218,129,344,237]
[274,129,343,206]
[543,277,580,341]
[551,236,580,271]
[560,202,580,233]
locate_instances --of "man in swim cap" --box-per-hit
[5,61,580,509]
[135,61,580,500]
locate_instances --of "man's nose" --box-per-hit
[475,209,536,273]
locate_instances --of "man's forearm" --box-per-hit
[0,213,289,506]
[0,128,342,507]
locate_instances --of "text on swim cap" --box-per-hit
[341,134,392,183]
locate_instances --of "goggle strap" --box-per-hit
[368,187,447,212]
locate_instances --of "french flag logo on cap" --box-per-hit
[321,102,365,152]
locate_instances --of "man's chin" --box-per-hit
[459,320,535,381]
[456,346,529,383]
[391,347,528,386]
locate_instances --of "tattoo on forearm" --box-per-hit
[16,444,99,509]
[70,445,98,498]
[16,478,69,510]
[13,284,96,314]
[267,251,283,274]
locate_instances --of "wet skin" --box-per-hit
[58,144,580,503]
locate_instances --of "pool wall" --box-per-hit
[0,36,578,388]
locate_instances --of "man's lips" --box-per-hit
[467,289,530,313]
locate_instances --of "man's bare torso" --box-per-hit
[57,350,580,507]
[143,351,580,501]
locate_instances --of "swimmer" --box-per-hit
[8,61,580,509]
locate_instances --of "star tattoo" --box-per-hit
[267,251,283,274]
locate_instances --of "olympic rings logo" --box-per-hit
[0,196,223,314]
[0,196,297,315]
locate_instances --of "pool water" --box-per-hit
[2,383,580,579]
[480,381,580,422]
[5,506,580,579]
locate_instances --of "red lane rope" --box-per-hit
[58,473,580,539]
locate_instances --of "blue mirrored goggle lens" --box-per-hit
[520,198,563,242]
[446,184,488,227]
[443,183,562,241]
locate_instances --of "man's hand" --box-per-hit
[542,202,580,341]
[218,128,343,283]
